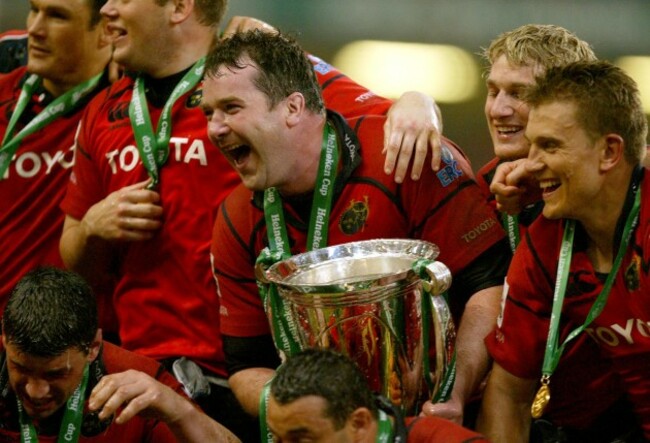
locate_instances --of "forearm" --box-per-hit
[165,400,241,443]
[476,363,535,442]
[60,215,116,287]
[452,286,502,404]
[229,368,276,417]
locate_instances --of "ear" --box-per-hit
[169,0,195,25]
[86,329,102,363]
[285,92,306,127]
[599,133,625,172]
[348,407,375,442]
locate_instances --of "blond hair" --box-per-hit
[482,24,596,72]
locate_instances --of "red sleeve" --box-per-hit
[310,54,393,118]
[475,157,500,203]
[211,186,270,337]
[484,224,554,379]
[405,416,491,442]
[398,137,505,275]
[60,91,108,220]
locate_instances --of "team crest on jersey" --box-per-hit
[339,196,369,235]
[625,253,641,291]
[108,102,130,122]
[186,87,203,108]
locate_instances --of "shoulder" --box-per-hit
[0,66,26,94]
[405,416,489,442]
[0,30,27,74]
[101,341,166,377]
[84,75,133,116]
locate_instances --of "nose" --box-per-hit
[487,91,515,119]
[26,10,45,37]
[100,0,117,18]
[24,377,51,400]
[206,111,230,145]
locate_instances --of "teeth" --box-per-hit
[540,180,559,190]
[497,126,520,134]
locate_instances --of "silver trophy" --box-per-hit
[259,239,456,414]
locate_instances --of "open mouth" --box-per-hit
[105,24,127,43]
[496,125,522,137]
[223,144,251,167]
[540,180,560,196]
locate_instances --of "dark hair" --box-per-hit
[2,267,98,357]
[271,348,378,429]
[524,61,648,164]
[205,30,324,114]
[154,0,228,27]
[89,0,108,28]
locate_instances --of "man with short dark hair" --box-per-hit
[0,267,239,442]
[267,348,489,442]
[204,29,509,420]
[0,0,112,316]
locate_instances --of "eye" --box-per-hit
[202,107,213,120]
[225,103,241,114]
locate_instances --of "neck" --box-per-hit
[147,28,214,79]
[39,53,110,98]
[277,115,328,197]
[581,169,634,273]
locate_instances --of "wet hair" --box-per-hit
[2,267,98,357]
[154,0,228,28]
[271,348,378,430]
[482,24,596,74]
[205,30,324,114]
[524,61,648,164]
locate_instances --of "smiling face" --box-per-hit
[485,55,541,160]
[101,0,173,73]
[26,0,106,93]
[3,338,94,421]
[202,59,298,193]
[525,100,604,221]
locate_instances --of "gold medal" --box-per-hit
[531,381,551,419]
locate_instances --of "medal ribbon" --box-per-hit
[533,187,641,418]
[259,122,338,356]
[128,58,205,188]
[17,364,89,443]
[0,73,103,179]
[258,122,338,440]
[375,410,394,443]
[502,213,520,253]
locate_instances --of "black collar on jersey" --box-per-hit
[0,343,110,437]
[125,65,194,108]
[613,165,644,249]
[251,109,362,216]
